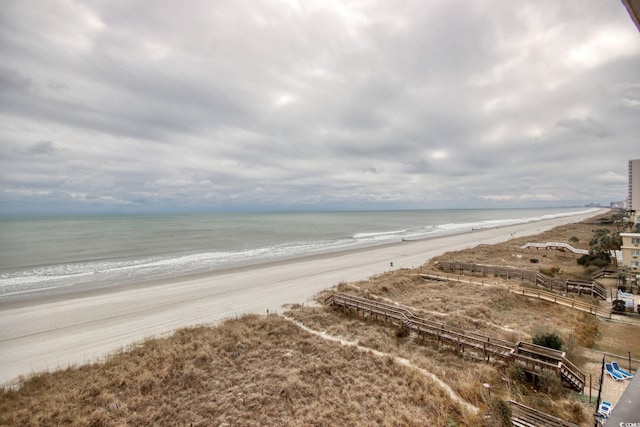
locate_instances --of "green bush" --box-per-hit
[529,258,539,264]
[532,332,563,350]
[488,398,513,427]
[508,364,526,383]
[536,372,564,397]
[569,236,579,242]
[539,266,560,277]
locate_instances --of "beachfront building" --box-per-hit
[620,232,640,271]
[629,159,640,214]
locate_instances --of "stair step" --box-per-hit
[512,417,538,427]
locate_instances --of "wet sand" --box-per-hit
[0,209,607,386]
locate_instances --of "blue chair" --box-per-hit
[612,361,633,379]
[598,401,613,417]
[606,363,624,380]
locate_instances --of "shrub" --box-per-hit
[536,372,564,397]
[569,236,579,242]
[529,258,539,264]
[532,332,563,351]
[508,364,526,383]
[539,266,560,277]
[488,398,513,427]
[395,328,409,338]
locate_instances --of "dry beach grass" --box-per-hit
[1,315,471,426]
[2,211,639,426]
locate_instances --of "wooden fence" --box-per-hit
[437,261,606,300]
[325,293,585,391]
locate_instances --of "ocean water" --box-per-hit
[0,208,597,297]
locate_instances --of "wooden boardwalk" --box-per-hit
[325,293,586,392]
[437,260,606,300]
[520,242,589,255]
[421,273,607,318]
[509,400,580,427]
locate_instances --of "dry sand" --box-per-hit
[0,209,607,387]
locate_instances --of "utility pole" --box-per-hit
[593,356,605,427]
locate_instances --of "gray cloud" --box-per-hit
[15,141,58,156]
[0,0,639,213]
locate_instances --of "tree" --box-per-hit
[579,228,621,268]
[577,252,611,268]
[589,229,621,253]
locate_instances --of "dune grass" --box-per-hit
[1,314,476,426]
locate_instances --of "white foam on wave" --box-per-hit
[436,208,599,232]
[0,238,359,296]
[352,229,407,240]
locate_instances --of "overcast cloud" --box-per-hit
[1,0,639,213]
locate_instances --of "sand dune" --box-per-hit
[0,209,606,386]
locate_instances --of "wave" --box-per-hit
[352,229,407,239]
[0,238,359,296]
[436,208,600,232]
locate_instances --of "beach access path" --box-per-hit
[0,209,607,386]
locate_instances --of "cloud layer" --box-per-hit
[1,0,639,213]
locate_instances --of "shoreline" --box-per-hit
[0,209,608,386]
[0,208,604,306]
[0,208,602,301]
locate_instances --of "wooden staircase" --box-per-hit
[325,293,585,392]
[509,400,580,427]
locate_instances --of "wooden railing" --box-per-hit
[591,268,617,279]
[510,342,585,392]
[421,272,605,317]
[511,287,604,317]
[437,261,606,300]
[520,242,589,255]
[509,400,580,427]
[325,293,585,391]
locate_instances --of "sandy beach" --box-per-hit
[0,209,607,386]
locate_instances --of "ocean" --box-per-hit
[0,208,597,297]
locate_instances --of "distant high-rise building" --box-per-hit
[630,159,640,212]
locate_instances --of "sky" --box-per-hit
[1,0,639,214]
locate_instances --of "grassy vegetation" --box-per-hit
[2,212,638,426]
[1,315,473,426]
